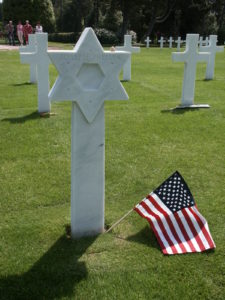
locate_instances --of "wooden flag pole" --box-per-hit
[105,208,134,233]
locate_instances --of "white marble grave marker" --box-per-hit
[158,37,166,49]
[175,37,183,51]
[145,36,151,48]
[20,33,50,113]
[168,36,174,48]
[19,34,37,83]
[199,36,203,47]
[202,37,209,46]
[115,35,140,81]
[48,28,129,238]
[172,34,210,108]
[199,35,224,80]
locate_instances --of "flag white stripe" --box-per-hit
[177,210,201,252]
[168,214,192,252]
[185,208,210,249]
[145,199,183,254]
[151,193,192,252]
[150,192,172,215]
[192,206,216,248]
[136,204,173,254]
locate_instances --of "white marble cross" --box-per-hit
[48,28,129,238]
[172,34,210,108]
[145,36,151,48]
[199,35,224,80]
[168,36,174,48]
[175,37,183,51]
[19,34,37,83]
[158,37,166,49]
[202,37,209,46]
[199,36,203,47]
[115,35,140,81]
[20,33,50,113]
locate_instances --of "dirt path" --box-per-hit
[0,45,20,51]
[0,45,62,51]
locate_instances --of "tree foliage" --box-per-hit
[4,0,225,41]
[0,4,3,22]
[2,0,56,32]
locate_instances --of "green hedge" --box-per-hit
[48,32,80,43]
[48,28,119,45]
[93,28,119,45]
[217,28,225,45]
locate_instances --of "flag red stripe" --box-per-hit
[173,211,196,252]
[189,207,215,249]
[134,206,169,254]
[148,195,187,253]
[141,201,178,254]
[182,208,206,251]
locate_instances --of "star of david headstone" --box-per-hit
[48,28,129,238]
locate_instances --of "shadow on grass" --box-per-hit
[0,234,96,300]
[1,111,43,123]
[11,82,33,86]
[126,226,160,251]
[161,107,202,114]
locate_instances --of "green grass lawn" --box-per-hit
[0,46,225,300]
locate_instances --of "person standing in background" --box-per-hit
[23,20,33,44]
[35,21,43,33]
[5,20,15,45]
[17,20,24,45]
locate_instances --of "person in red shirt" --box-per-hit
[23,20,33,44]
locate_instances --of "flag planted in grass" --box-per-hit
[134,171,215,255]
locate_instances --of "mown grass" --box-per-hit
[0,46,225,300]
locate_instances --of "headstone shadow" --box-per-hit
[11,82,33,86]
[2,111,42,123]
[161,107,201,114]
[126,226,160,251]
[0,234,96,300]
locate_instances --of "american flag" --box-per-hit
[134,171,215,255]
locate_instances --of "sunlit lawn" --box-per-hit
[0,45,225,299]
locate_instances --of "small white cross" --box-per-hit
[175,37,183,51]
[116,35,140,81]
[199,36,203,47]
[145,36,151,48]
[202,37,209,46]
[199,35,224,80]
[158,37,166,49]
[168,36,174,48]
[19,34,37,83]
[172,34,210,108]
[20,33,51,113]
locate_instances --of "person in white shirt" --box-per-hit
[35,21,43,33]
